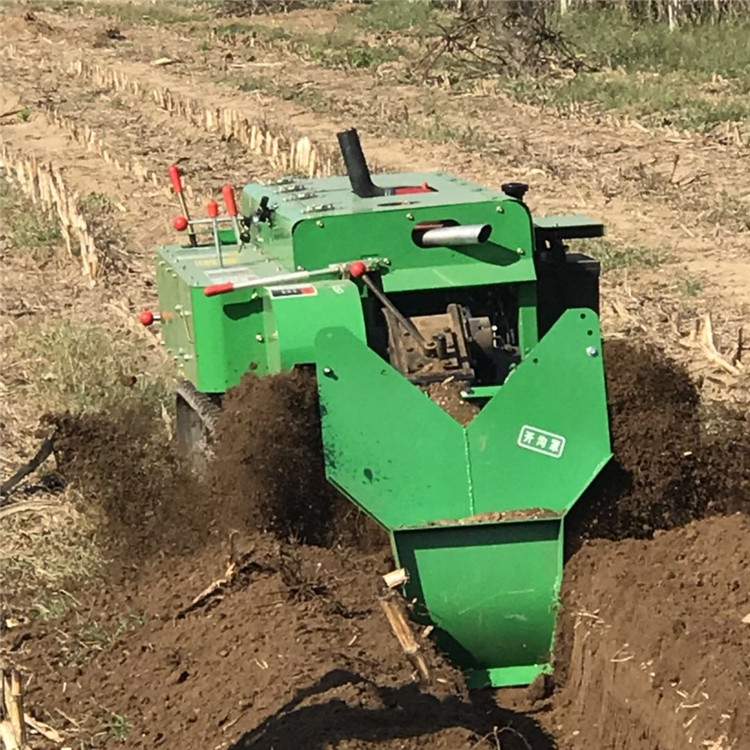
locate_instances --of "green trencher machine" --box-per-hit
[140,129,612,688]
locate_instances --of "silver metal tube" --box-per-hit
[420,224,492,247]
[235,264,342,291]
[186,216,234,227]
[210,217,224,268]
[230,216,243,247]
[255,267,324,287]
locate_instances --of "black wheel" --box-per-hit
[175,380,221,477]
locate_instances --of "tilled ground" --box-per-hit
[5,339,747,750]
[1,4,749,750]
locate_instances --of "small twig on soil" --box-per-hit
[24,714,64,743]
[729,327,744,368]
[176,565,236,618]
[669,153,680,183]
[610,643,635,663]
[0,436,54,499]
[382,568,409,589]
[472,725,533,750]
[697,314,741,376]
[379,597,430,683]
[176,545,258,618]
[679,223,696,238]
[151,57,179,67]
[0,501,60,520]
[53,707,80,729]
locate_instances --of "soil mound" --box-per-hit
[18,528,555,750]
[49,369,388,568]
[49,409,212,562]
[209,367,387,551]
[567,339,750,548]
[554,513,750,748]
[34,340,749,749]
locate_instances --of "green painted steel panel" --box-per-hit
[264,280,367,370]
[191,291,268,391]
[315,327,471,530]
[516,282,539,355]
[467,308,612,515]
[154,255,196,382]
[314,311,610,686]
[242,172,504,225]
[292,199,536,292]
[393,518,562,687]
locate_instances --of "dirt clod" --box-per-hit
[210,367,388,551]
[567,339,750,549]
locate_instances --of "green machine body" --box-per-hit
[145,129,612,688]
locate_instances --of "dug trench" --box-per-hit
[6,340,749,749]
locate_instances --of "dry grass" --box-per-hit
[0,175,173,612]
[0,490,104,617]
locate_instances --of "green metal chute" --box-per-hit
[314,326,471,530]
[315,309,612,687]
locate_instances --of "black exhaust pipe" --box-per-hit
[337,128,390,198]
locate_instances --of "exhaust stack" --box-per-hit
[420,224,493,247]
[337,128,387,198]
[337,128,434,198]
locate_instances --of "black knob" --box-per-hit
[501,182,529,201]
[252,195,272,224]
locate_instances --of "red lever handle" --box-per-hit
[207,200,219,218]
[222,184,238,217]
[168,164,183,194]
[139,310,161,326]
[204,282,234,296]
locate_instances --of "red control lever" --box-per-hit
[168,164,183,194]
[222,184,237,216]
[222,184,244,245]
[139,310,161,326]
[204,282,235,297]
[207,200,219,218]
[168,164,197,246]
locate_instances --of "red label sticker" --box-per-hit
[269,285,318,298]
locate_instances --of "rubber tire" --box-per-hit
[175,392,213,478]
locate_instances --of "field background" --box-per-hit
[1,1,748,749]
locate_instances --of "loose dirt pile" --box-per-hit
[555,513,750,748]
[210,367,387,551]
[7,340,750,749]
[568,338,750,550]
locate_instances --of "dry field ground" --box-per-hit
[0,1,748,749]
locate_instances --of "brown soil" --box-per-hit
[209,367,387,552]
[49,409,211,562]
[423,379,480,426]
[1,4,749,749]
[554,513,750,748]
[11,340,745,749]
[17,390,555,749]
[567,338,750,551]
